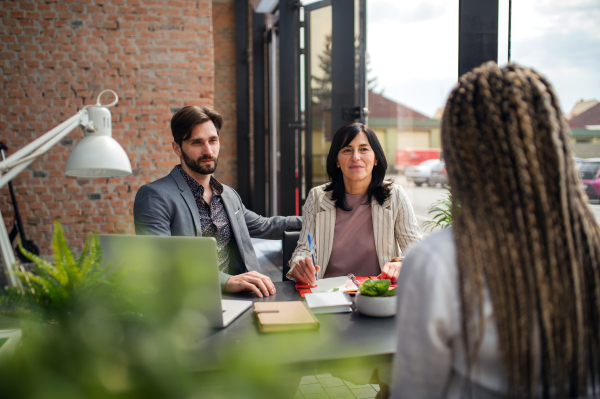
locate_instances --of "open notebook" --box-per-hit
[99,235,252,328]
[304,292,353,314]
[309,276,359,293]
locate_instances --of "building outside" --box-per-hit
[568,100,600,158]
[368,90,440,173]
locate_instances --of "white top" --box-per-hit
[391,227,518,398]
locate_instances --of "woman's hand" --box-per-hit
[292,256,321,286]
[379,261,402,283]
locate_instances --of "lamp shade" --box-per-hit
[65,105,132,177]
[65,135,132,177]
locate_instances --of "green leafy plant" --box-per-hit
[0,222,330,398]
[0,221,122,322]
[359,278,396,297]
[422,187,456,232]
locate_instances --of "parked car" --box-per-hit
[579,158,600,201]
[395,148,441,174]
[429,160,448,186]
[405,159,443,186]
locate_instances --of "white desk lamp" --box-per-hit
[0,90,132,286]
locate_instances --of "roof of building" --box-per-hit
[368,90,430,120]
[568,103,600,129]
[568,99,599,118]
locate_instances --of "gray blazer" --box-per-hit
[133,167,302,288]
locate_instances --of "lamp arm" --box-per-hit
[0,89,118,175]
[0,114,86,288]
[0,90,119,288]
[0,111,87,175]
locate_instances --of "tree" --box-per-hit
[312,34,332,105]
[366,52,383,95]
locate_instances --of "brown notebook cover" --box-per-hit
[254,301,320,333]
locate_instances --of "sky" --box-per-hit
[366,0,600,117]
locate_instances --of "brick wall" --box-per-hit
[0,0,218,268]
[212,0,236,188]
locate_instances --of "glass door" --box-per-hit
[304,1,333,190]
[302,0,367,199]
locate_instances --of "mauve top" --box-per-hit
[323,192,381,278]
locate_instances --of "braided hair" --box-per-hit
[442,62,600,398]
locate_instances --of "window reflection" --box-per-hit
[309,5,333,188]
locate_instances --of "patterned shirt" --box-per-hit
[177,165,233,272]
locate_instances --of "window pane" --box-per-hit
[367,0,458,232]
[308,5,333,188]
[511,0,600,205]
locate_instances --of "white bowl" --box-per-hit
[354,293,397,317]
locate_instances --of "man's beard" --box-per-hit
[181,149,219,175]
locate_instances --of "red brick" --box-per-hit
[0,0,219,259]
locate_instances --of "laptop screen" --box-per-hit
[98,235,224,328]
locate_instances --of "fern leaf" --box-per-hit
[78,232,103,279]
[51,221,77,287]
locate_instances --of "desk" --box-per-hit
[192,281,397,376]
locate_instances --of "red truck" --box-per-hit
[394,148,442,173]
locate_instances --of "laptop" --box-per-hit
[98,235,253,328]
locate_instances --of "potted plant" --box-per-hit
[354,278,397,317]
[421,187,455,232]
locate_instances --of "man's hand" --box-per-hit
[292,256,321,286]
[378,261,402,283]
[224,271,276,297]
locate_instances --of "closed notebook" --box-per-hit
[304,292,353,314]
[254,301,320,333]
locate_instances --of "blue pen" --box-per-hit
[307,233,318,281]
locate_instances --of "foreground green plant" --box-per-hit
[422,187,455,232]
[359,278,396,296]
[0,222,311,398]
[0,221,123,322]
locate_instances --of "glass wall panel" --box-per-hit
[510,0,600,207]
[367,0,459,231]
[308,5,333,188]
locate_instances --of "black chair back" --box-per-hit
[282,231,301,281]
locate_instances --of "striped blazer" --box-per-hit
[287,183,423,279]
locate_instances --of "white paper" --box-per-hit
[309,276,358,293]
[311,306,352,314]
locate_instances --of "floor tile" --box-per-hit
[299,383,326,396]
[294,389,305,399]
[300,375,319,385]
[370,384,380,391]
[315,373,333,379]
[303,393,329,399]
[319,377,345,388]
[351,386,377,399]
[344,381,372,389]
[324,385,353,398]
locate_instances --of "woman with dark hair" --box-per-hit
[390,62,600,398]
[287,123,422,284]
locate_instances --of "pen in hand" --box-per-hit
[307,233,318,282]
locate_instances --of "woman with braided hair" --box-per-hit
[390,62,600,398]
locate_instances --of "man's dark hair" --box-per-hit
[324,122,392,211]
[170,106,224,146]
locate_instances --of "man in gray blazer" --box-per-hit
[134,106,301,297]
